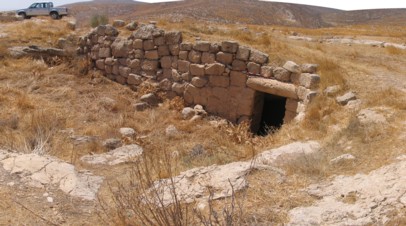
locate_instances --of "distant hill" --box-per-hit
[64,0,406,27]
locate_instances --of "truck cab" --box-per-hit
[17,2,68,20]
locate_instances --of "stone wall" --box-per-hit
[78,24,320,131]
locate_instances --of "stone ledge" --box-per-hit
[246,77,298,99]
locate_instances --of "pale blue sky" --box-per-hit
[1,0,405,11]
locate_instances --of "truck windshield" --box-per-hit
[29,3,37,8]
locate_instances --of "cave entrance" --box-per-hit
[255,93,287,136]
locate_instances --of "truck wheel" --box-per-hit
[50,12,59,20]
[18,12,28,19]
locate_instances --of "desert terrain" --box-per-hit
[0,0,405,225]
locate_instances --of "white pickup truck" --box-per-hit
[16,2,68,20]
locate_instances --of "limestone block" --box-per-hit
[129,59,141,69]
[163,69,172,79]
[230,71,247,87]
[261,66,273,78]
[141,60,158,71]
[336,92,357,105]
[190,64,205,76]
[236,46,250,61]
[191,77,208,88]
[145,50,159,60]
[154,36,165,46]
[249,49,268,64]
[194,87,210,106]
[172,82,186,95]
[99,48,111,58]
[205,63,225,76]
[96,59,105,70]
[140,93,159,106]
[301,64,318,73]
[273,67,291,82]
[184,84,199,104]
[285,99,298,112]
[105,65,112,74]
[158,45,170,56]
[116,75,127,85]
[133,49,144,59]
[201,52,216,64]
[159,79,173,91]
[209,43,221,53]
[118,58,128,66]
[127,74,143,85]
[133,39,143,49]
[216,52,233,65]
[283,110,297,123]
[111,38,129,57]
[178,60,190,73]
[165,31,182,45]
[169,44,180,56]
[112,64,119,75]
[188,50,202,63]
[181,72,192,82]
[290,73,300,85]
[179,51,188,60]
[299,73,321,89]
[209,76,229,88]
[143,40,155,51]
[296,86,310,101]
[247,77,297,99]
[221,41,239,53]
[194,41,211,52]
[119,66,131,78]
[283,61,300,73]
[171,56,178,69]
[105,58,115,66]
[160,56,172,69]
[232,60,247,71]
[247,62,260,75]
[180,42,192,51]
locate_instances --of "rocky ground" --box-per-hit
[0,16,405,225]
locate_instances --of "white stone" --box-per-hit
[288,160,406,226]
[119,127,136,137]
[330,154,356,165]
[81,144,143,166]
[0,153,103,200]
[182,107,195,119]
[336,92,357,105]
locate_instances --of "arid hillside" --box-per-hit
[66,0,406,28]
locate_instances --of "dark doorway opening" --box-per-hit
[256,93,286,136]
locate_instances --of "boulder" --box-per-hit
[221,41,239,53]
[273,67,291,82]
[125,21,138,31]
[165,31,182,45]
[336,92,357,105]
[249,49,268,64]
[134,102,149,111]
[119,127,136,137]
[247,62,260,75]
[301,64,318,73]
[113,20,126,28]
[324,85,341,96]
[182,107,195,119]
[236,46,251,61]
[193,41,211,52]
[0,151,103,200]
[132,24,164,40]
[159,79,172,91]
[140,93,159,106]
[283,61,300,74]
[190,64,205,76]
[188,50,202,63]
[127,74,143,85]
[261,66,274,78]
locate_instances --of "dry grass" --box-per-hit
[0,17,405,225]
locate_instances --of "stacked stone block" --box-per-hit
[78,24,320,126]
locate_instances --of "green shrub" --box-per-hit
[90,14,109,28]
